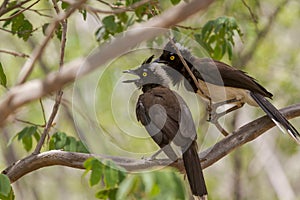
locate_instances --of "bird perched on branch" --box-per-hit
[123,55,208,199]
[154,40,300,143]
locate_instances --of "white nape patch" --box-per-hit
[175,42,189,52]
[149,63,171,86]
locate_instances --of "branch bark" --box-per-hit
[3,103,300,183]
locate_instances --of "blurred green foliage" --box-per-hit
[0,174,14,200]
[83,158,187,200]
[0,0,299,200]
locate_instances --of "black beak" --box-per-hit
[123,69,139,83]
[153,58,167,64]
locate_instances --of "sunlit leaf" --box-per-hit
[84,158,103,186]
[17,126,37,152]
[102,15,117,32]
[50,132,67,149]
[0,63,7,87]
[170,0,181,5]
[64,136,77,152]
[116,175,138,199]
[95,188,117,199]
[76,141,89,153]
[0,174,11,197]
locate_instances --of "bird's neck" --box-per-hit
[164,59,198,92]
[141,84,163,93]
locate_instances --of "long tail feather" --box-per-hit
[250,92,300,144]
[182,141,207,198]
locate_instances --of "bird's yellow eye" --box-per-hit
[142,72,147,77]
[170,55,175,60]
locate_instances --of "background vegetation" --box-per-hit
[0,0,299,199]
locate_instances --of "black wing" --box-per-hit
[136,87,196,156]
[192,57,273,98]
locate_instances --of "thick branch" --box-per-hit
[0,0,214,126]
[3,103,300,183]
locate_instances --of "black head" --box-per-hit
[123,55,171,88]
[155,41,192,71]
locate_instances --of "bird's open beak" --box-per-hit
[122,69,140,83]
[153,57,167,64]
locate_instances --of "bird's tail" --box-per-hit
[250,92,300,144]
[182,141,207,198]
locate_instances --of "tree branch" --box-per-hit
[239,0,290,67]
[3,103,300,183]
[85,0,153,14]
[0,0,31,17]
[0,49,29,58]
[0,0,215,126]
[33,0,69,155]
[16,0,87,84]
[0,0,39,22]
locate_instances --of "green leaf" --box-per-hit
[11,13,33,41]
[170,0,181,5]
[199,16,243,60]
[0,62,7,87]
[17,19,32,41]
[50,132,67,149]
[61,2,70,9]
[64,137,77,152]
[42,23,49,36]
[95,188,117,199]
[116,12,128,24]
[2,18,12,28]
[227,41,233,60]
[103,161,119,188]
[22,134,32,152]
[102,15,117,32]
[80,9,87,21]
[142,173,155,193]
[116,175,138,199]
[84,158,103,186]
[55,24,62,41]
[76,141,89,153]
[17,126,37,152]
[0,174,11,197]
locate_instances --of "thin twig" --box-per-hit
[241,0,258,24]
[14,118,45,127]
[17,0,87,85]
[19,7,52,18]
[33,91,63,154]
[0,0,9,15]
[175,24,201,30]
[239,0,290,67]
[0,0,40,22]
[0,49,29,58]
[0,0,31,17]
[33,2,68,154]
[85,0,152,14]
[39,99,47,125]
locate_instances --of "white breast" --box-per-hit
[196,79,258,106]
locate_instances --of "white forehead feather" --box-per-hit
[175,42,189,52]
[149,63,171,86]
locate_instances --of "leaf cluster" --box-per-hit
[194,16,243,60]
[83,158,187,200]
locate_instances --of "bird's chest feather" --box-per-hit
[196,79,258,106]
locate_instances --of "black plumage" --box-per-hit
[156,40,300,143]
[123,56,208,198]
